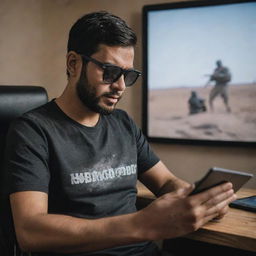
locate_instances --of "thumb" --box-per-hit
[176,184,195,197]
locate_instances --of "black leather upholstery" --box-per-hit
[0,85,48,256]
[0,86,48,125]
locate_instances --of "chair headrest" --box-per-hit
[0,85,48,125]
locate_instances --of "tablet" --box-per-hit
[229,195,256,212]
[190,167,253,195]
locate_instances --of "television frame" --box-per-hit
[142,0,256,147]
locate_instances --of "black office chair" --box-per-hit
[0,85,48,256]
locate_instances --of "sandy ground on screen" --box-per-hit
[149,83,256,142]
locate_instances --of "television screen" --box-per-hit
[142,0,256,146]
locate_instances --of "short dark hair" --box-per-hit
[67,11,137,56]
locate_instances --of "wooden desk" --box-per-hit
[137,183,256,252]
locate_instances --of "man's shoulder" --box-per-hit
[25,100,53,114]
[107,109,136,129]
[11,101,56,130]
[110,109,136,123]
[111,108,129,118]
[21,101,54,120]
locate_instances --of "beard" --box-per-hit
[76,68,121,115]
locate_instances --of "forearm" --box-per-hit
[16,212,144,253]
[139,161,191,197]
[156,176,191,197]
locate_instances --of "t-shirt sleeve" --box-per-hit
[4,117,50,194]
[127,115,160,175]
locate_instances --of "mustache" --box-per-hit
[103,91,122,98]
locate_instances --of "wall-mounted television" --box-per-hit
[142,0,256,146]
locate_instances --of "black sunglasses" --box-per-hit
[80,55,141,87]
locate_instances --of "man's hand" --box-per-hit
[135,182,236,240]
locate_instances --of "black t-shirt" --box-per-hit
[5,101,160,256]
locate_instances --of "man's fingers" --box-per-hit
[204,188,234,208]
[190,182,233,206]
[204,193,237,217]
[187,182,236,227]
[214,205,229,220]
[176,184,195,198]
[195,212,220,229]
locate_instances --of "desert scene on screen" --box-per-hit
[148,83,256,142]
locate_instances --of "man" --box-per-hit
[5,12,236,256]
[188,91,207,115]
[207,60,232,112]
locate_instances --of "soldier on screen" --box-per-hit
[188,91,207,115]
[206,60,232,112]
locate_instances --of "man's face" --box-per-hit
[76,45,134,115]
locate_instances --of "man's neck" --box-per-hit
[55,86,100,127]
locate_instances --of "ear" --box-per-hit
[66,51,82,78]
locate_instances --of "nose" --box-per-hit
[111,74,126,92]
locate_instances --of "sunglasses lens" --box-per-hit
[124,71,140,87]
[103,66,122,84]
[103,64,141,87]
